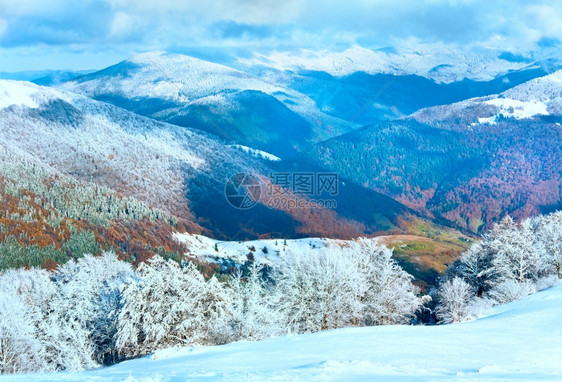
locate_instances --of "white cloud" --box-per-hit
[527,4,562,40]
[109,12,133,38]
[0,19,7,37]
[0,0,560,71]
[102,0,305,24]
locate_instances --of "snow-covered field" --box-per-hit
[3,284,561,381]
[175,232,351,265]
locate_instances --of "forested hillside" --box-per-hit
[308,72,562,233]
[0,148,186,270]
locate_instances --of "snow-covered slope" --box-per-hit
[60,52,355,156]
[413,70,562,125]
[0,79,73,109]
[176,232,351,265]
[64,51,277,102]
[6,284,561,381]
[1,79,436,240]
[503,70,562,102]
[239,45,552,84]
[0,79,261,221]
[1,79,336,239]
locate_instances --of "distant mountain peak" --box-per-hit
[61,50,279,103]
[127,51,247,77]
[238,44,560,84]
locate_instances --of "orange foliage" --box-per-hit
[1,179,187,269]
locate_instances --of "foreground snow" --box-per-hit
[3,285,561,381]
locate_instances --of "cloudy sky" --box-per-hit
[1,0,561,72]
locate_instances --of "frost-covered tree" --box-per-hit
[0,268,55,374]
[436,277,473,324]
[272,247,365,334]
[52,252,134,366]
[352,239,420,326]
[489,217,542,283]
[442,212,562,316]
[487,279,535,304]
[536,211,562,278]
[15,252,135,371]
[0,293,42,374]
[116,256,232,358]
[273,239,420,334]
[229,262,280,341]
[450,240,497,297]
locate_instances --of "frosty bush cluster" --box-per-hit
[436,211,562,323]
[0,239,421,374]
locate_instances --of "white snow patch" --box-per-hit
[475,116,498,125]
[0,80,75,110]
[0,80,39,109]
[174,233,350,265]
[229,145,281,161]
[485,97,549,119]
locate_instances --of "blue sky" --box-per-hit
[1,0,561,72]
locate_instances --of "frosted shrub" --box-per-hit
[116,256,233,358]
[0,268,57,374]
[488,280,535,304]
[52,252,134,367]
[443,211,562,316]
[355,240,420,326]
[535,275,561,291]
[436,277,474,324]
[229,262,281,341]
[0,293,43,374]
[273,239,420,334]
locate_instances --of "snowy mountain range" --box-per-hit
[1,79,454,244]
[239,44,560,83]
[59,49,562,154]
[60,52,355,158]
[2,45,562,276]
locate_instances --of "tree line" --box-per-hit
[436,211,562,323]
[0,240,420,374]
[1,211,560,374]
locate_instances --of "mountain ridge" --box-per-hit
[307,71,562,233]
[1,79,461,242]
